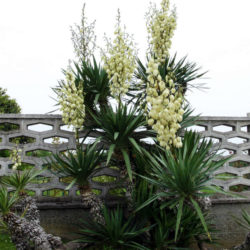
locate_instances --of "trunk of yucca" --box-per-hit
[10,194,62,249]
[79,184,105,225]
[3,212,58,250]
[14,194,40,224]
[125,180,134,213]
[117,152,134,214]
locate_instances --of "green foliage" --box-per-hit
[9,136,35,145]
[73,59,110,111]
[132,174,157,221]
[146,207,214,249]
[149,210,175,249]
[136,131,230,240]
[130,54,206,107]
[77,206,149,250]
[92,175,116,183]
[0,87,21,114]
[42,189,68,197]
[49,141,104,189]
[0,233,15,250]
[234,209,250,231]
[131,161,216,248]
[77,173,216,249]
[89,104,155,180]
[108,188,126,197]
[53,57,110,115]
[179,105,200,132]
[0,149,12,158]
[0,169,43,194]
[0,123,19,131]
[26,150,52,158]
[0,187,19,215]
[174,207,217,247]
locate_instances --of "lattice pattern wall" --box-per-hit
[0,114,122,199]
[191,115,250,194]
[1,114,250,200]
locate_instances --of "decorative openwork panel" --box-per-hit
[0,114,125,199]
[1,114,250,200]
[189,114,250,196]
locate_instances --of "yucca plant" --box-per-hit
[131,151,159,220]
[0,187,62,249]
[129,54,206,108]
[0,187,29,249]
[0,219,14,250]
[88,104,155,181]
[53,57,111,117]
[73,58,111,111]
[136,131,230,243]
[235,210,250,231]
[132,154,215,249]
[86,104,156,213]
[0,188,18,216]
[149,210,175,250]
[49,141,105,224]
[0,169,43,224]
[174,207,218,249]
[178,105,200,133]
[0,169,43,196]
[49,141,104,193]
[146,208,209,249]
[233,210,250,249]
[77,206,149,250]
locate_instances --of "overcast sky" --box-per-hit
[0,0,250,116]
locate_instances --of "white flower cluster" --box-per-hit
[10,146,22,170]
[58,71,85,130]
[102,11,136,100]
[146,0,176,63]
[146,59,184,149]
[71,3,96,63]
[144,0,182,149]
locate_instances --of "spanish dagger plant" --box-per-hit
[136,130,231,242]
[0,169,43,196]
[0,169,44,224]
[53,56,111,117]
[76,206,150,250]
[49,141,106,224]
[0,187,29,249]
[87,104,156,181]
[130,54,207,108]
[233,209,250,249]
[234,209,250,231]
[0,187,62,249]
[49,141,104,194]
[73,58,111,111]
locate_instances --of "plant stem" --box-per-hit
[75,128,80,147]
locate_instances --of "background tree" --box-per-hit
[0,88,21,156]
[0,87,21,114]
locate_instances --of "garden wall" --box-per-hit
[0,114,123,199]
[1,113,250,247]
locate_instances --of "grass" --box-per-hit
[0,233,15,250]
